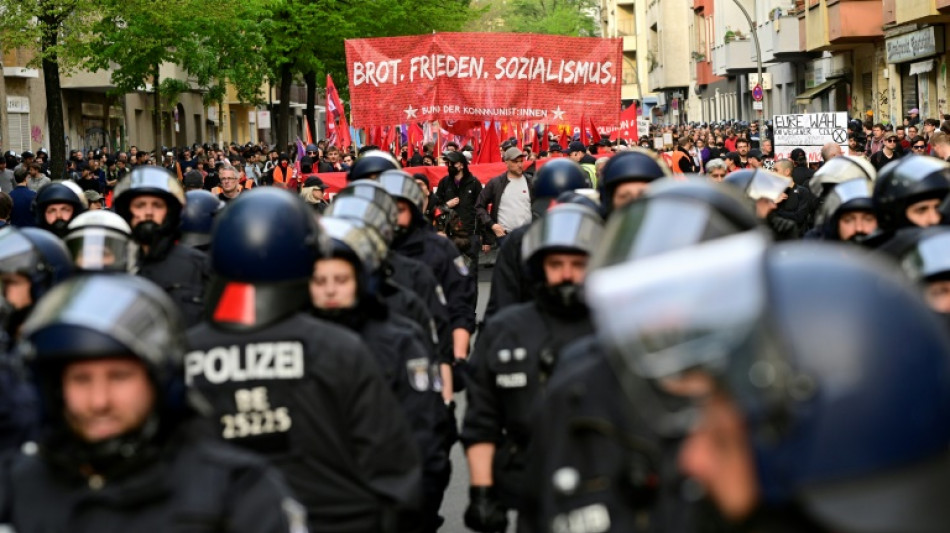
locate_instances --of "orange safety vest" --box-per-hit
[272,165,291,185]
[211,180,253,196]
[668,150,688,174]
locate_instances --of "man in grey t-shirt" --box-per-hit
[0,158,13,194]
[475,147,535,248]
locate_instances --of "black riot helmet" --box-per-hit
[326,194,397,245]
[313,217,390,321]
[0,226,73,339]
[533,159,589,200]
[814,178,875,241]
[522,203,604,282]
[21,274,190,470]
[33,181,89,238]
[113,166,187,252]
[590,177,762,271]
[206,187,327,330]
[180,190,225,251]
[809,155,876,202]
[874,155,950,232]
[599,148,671,211]
[586,233,950,531]
[901,227,950,284]
[378,169,427,226]
[334,181,399,227]
[522,203,604,315]
[347,150,401,182]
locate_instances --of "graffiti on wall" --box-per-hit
[31,126,42,144]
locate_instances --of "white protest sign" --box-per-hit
[774,112,848,163]
[637,118,650,139]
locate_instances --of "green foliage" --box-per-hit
[0,0,102,70]
[467,0,598,37]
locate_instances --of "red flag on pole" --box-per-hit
[475,120,502,164]
[304,117,314,146]
[326,75,347,149]
[615,104,640,143]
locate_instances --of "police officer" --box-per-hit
[327,190,453,392]
[808,155,876,206]
[874,155,950,233]
[63,210,137,272]
[0,274,304,532]
[586,234,950,532]
[185,188,422,532]
[462,203,604,532]
[598,148,671,214]
[483,159,592,321]
[806,178,877,243]
[900,227,950,322]
[311,216,453,533]
[33,181,88,238]
[0,226,72,348]
[519,179,763,533]
[113,166,210,325]
[180,189,224,252]
[723,168,799,239]
[379,170,477,374]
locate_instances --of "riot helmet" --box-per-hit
[326,194,396,245]
[590,177,761,271]
[586,233,950,531]
[599,148,672,212]
[532,159,590,217]
[347,150,401,182]
[206,187,327,330]
[900,227,950,316]
[874,155,950,232]
[64,210,136,272]
[814,178,876,241]
[180,189,224,251]
[20,274,190,471]
[378,169,427,228]
[113,166,186,253]
[809,155,876,201]
[33,181,88,238]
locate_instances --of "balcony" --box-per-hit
[893,0,944,25]
[62,69,117,92]
[617,0,635,5]
[805,0,883,50]
[696,59,716,85]
[711,38,757,77]
[759,14,807,62]
[693,0,712,11]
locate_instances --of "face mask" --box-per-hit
[537,282,586,317]
[49,219,70,238]
[132,220,162,247]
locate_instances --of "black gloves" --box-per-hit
[464,486,508,532]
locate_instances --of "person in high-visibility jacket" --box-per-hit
[210,165,252,204]
[270,153,297,190]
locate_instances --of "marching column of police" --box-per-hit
[2,144,950,533]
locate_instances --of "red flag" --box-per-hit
[588,117,601,144]
[383,126,396,152]
[531,126,540,155]
[540,126,549,152]
[408,122,424,157]
[326,75,347,148]
[475,120,502,164]
[304,117,314,146]
[615,104,640,143]
[338,110,352,152]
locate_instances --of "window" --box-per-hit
[7,112,31,153]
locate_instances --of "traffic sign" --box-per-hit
[752,84,764,101]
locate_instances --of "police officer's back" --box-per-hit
[1,274,301,532]
[185,188,422,532]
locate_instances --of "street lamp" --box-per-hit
[731,0,767,119]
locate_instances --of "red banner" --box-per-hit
[345,33,622,127]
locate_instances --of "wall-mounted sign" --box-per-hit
[886,26,944,64]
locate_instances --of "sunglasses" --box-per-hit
[913,144,927,150]
[885,138,897,142]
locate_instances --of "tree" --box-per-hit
[87,0,267,153]
[468,0,598,37]
[0,0,101,179]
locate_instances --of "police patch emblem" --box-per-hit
[407,357,431,391]
[454,255,471,277]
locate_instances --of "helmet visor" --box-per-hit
[590,197,749,269]
[815,178,873,227]
[522,206,603,262]
[64,228,135,272]
[587,231,769,381]
[326,196,395,244]
[0,228,37,274]
[748,171,790,202]
[901,231,950,281]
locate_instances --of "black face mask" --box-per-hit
[132,220,162,247]
[48,219,70,238]
[537,282,587,317]
[449,165,462,178]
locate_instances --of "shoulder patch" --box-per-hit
[406,357,432,392]
[453,255,471,277]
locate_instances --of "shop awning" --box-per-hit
[795,79,839,105]
[910,60,934,76]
